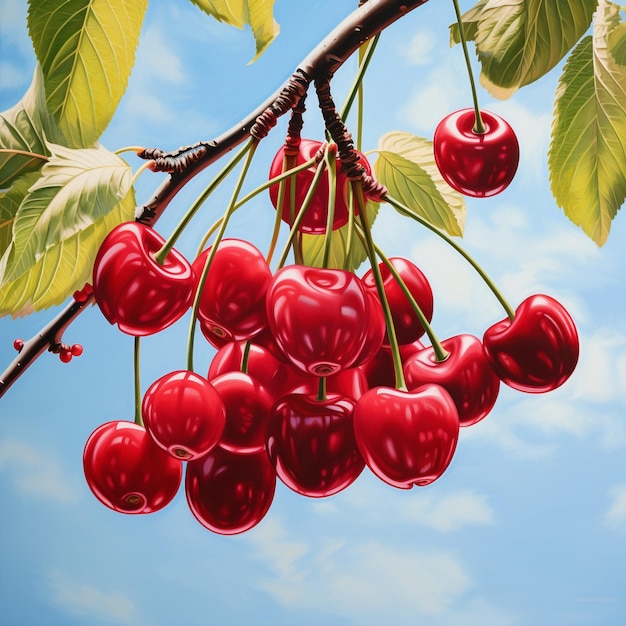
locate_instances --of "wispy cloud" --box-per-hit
[48,570,137,625]
[399,30,436,67]
[0,438,78,503]
[606,484,626,531]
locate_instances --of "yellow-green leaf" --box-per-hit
[549,0,626,246]
[189,0,279,61]
[301,200,379,272]
[373,133,465,237]
[27,0,147,148]
[0,195,133,318]
[608,20,626,64]
[451,0,597,99]
[0,66,60,189]
[3,143,134,284]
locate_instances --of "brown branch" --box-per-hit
[0,0,429,399]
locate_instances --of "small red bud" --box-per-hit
[59,350,73,363]
[13,338,24,352]
[71,344,83,357]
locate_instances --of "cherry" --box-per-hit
[192,239,272,342]
[360,340,425,389]
[185,446,275,535]
[59,348,73,363]
[210,371,275,454]
[286,367,369,401]
[483,294,579,393]
[403,334,500,426]
[83,421,182,514]
[268,139,373,234]
[433,108,519,197]
[266,265,370,376]
[351,289,386,367]
[92,222,196,336]
[353,385,459,489]
[362,257,434,345]
[141,370,226,460]
[71,344,83,357]
[266,393,364,497]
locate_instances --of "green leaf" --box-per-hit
[0,65,60,189]
[3,143,134,284]
[451,0,597,99]
[189,0,279,61]
[549,0,626,246]
[301,200,379,272]
[374,132,465,237]
[27,0,148,148]
[608,20,626,64]
[0,195,133,317]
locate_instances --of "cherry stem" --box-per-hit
[277,154,329,269]
[323,145,338,267]
[316,376,327,402]
[375,244,449,362]
[133,337,143,427]
[451,0,485,134]
[241,341,251,374]
[353,181,406,391]
[114,146,146,155]
[340,34,380,124]
[384,194,516,321]
[129,161,153,189]
[186,140,259,372]
[343,189,356,270]
[154,139,254,266]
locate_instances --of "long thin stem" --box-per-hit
[354,182,406,390]
[323,146,338,267]
[384,193,515,320]
[133,337,143,427]
[451,0,485,134]
[186,141,259,371]
[340,34,380,122]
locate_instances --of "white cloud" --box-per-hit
[134,26,186,85]
[399,31,436,67]
[606,485,626,531]
[0,438,77,503]
[400,490,495,532]
[49,570,137,624]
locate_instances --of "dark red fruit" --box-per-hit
[433,108,519,197]
[92,222,195,336]
[142,370,226,460]
[266,265,369,376]
[193,239,272,342]
[185,446,275,535]
[83,421,182,514]
[353,385,459,489]
[483,294,579,393]
[360,340,425,389]
[266,393,364,497]
[403,334,500,426]
[268,139,372,234]
[362,258,434,345]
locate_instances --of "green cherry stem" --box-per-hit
[133,337,143,427]
[153,138,254,266]
[316,376,327,402]
[186,140,259,372]
[276,153,329,269]
[384,193,515,321]
[323,144,338,268]
[451,0,485,134]
[343,188,356,270]
[374,244,449,362]
[353,181,406,391]
[340,34,380,124]
[240,341,252,374]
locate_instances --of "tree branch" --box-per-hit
[0,0,429,399]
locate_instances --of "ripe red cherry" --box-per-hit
[92,222,195,336]
[141,370,226,460]
[353,385,459,489]
[266,393,364,497]
[266,265,370,376]
[433,108,519,197]
[362,257,434,345]
[352,289,386,367]
[83,421,182,514]
[361,340,425,389]
[286,367,369,401]
[185,446,275,535]
[403,334,500,427]
[210,371,275,454]
[268,139,373,234]
[483,294,579,393]
[192,239,272,342]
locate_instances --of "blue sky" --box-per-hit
[1,1,625,625]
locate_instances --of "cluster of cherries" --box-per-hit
[81,110,578,535]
